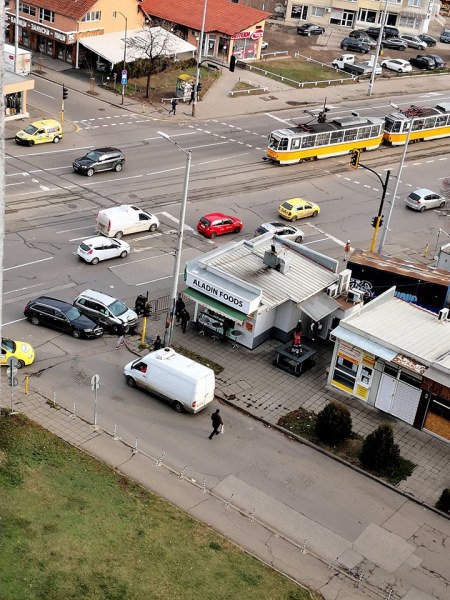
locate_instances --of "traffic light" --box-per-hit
[371,217,377,228]
[350,149,360,169]
[135,294,146,316]
[379,216,384,227]
[230,55,236,72]
[144,303,152,318]
[62,84,68,100]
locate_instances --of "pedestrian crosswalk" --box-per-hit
[73,113,160,130]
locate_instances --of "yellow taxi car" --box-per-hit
[15,119,62,147]
[278,198,320,222]
[1,338,35,368]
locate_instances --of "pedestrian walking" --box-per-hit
[153,335,162,351]
[175,294,185,323]
[180,308,190,334]
[209,409,223,439]
[169,97,178,115]
[188,88,195,105]
[115,322,126,349]
[344,240,352,261]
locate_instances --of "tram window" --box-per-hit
[330,131,344,144]
[390,122,401,133]
[357,126,371,139]
[280,138,288,150]
[412,120,423,131]
[268,135,278,149]
[424,117,436,129]
[315,132,330,146]
[370,125,380,137]
[291,138,301,150]
[436,115,448,127]
[344,128,357,142]
[301,135,315,148]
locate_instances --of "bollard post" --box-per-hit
[178,465,187,480]
[53,386,57,407]
[301,539,308,554]
[132,437,138,455]
[225,493,234,509]
[112,424,120,440]
[249,507,256,522]
[423,243,429,258]
[201,478,206,494]
[24,376,29,395]
[356,571,364,588]
[156,452,165,467]
[71,402,76,419]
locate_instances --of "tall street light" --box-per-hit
[157,132,192,347]
[113,11,128,105]
[378,103,413,254]
[367,0,388,97]
[192,0,208,118]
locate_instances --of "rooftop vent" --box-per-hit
[263,243,291,273]
[438,308,449,321]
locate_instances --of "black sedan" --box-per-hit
[418,34,437,47]
[297,23,325,36]
[409,55,435,70]
[340,37,370,53]
[381,37,408,51]
[424,54,446,68]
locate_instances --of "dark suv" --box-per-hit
[24,297,103,338]
[365,26,399,40]
[73,147,125,177]
[340,37,370,53]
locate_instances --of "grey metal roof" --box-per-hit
[342,291,450,366]
[207,240,338,308]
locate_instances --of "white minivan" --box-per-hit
[96,205,159,238]
[124,348,215,413]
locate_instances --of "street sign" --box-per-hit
[91,374,100,391]
[7,357,19,387]
[121,69,128,85]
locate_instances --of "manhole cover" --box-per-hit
[260,95,278,101]
[285,101,308,106]
[98,108,106,111]
[68,203,77,209]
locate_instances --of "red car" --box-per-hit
[197,212,243,239]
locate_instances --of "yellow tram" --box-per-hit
[265,115,385,165]
[383,103,450,146]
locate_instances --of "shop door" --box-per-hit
[390,381,421,425]
[342,11,355,27]
[375,373,396,413]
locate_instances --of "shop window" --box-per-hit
[39,8,55,23]
[311,7,325,17]
[19,2,36,16]
[358,9,377,23]
[398,371,421,388]
[408,0,423,5]
[291,4,308,20]
[424,397,450,441]
[399,15,420,28]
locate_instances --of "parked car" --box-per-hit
[261,41,268,50]
[381,37,408,51]
[278,198,320,221]
[348,30,377,47]
[197,212,243,238]
[96,205,159,239]
[73,147,125,177]
[15,119,62,146]
[406,189,446,212]
[424,54,446,68]
[73,289,138,332]
[254,222,305,242]
[380,58,412,73]
[1,338,35,368]
[77,236,130,265]
[365,25,399,40]
[440,30,450,43]
[24,297,103,339]
[409,55,435,70]
[418,34,437,47]
[297,23,325,36]
[399,34,427,50]
[340,37,370,54]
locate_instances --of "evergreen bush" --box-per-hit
[315,402,352,445]
[436,488,450,514]
[360,424,400,472]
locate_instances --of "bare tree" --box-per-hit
[126,26,174,98]
[440,177,450,198]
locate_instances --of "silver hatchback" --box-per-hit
[406,188,446,212]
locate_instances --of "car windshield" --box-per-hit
[85,151,100,161]
[2,338,16,352]
[64,306,83,320]
[24,125,38,135]
[409,193,421,201]
[199,217,211,227]
[79,242,91,251]
[108,299,128,317]
[255,226,267,235]
[281,202,293,210]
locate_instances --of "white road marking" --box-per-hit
[143,132,196,141]
[6,145,93,159]
[57,225,94,234]
[264,113,291,125]
[136,273,184,287]
[31,90,55,99]
[4,282,51,295]
[159,212,195,231]
[69,235,94,242]
[302,237,329,245]
[198,152,249,166]
[109,252,171,268]
[3,318,28,325]
[4,257,53,271]
[186,142,229,150]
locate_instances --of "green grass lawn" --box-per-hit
[0,412,319,600]
[249,58,351,86]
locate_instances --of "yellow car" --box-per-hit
[278,198,320,222]
[15,119,62,147]
[1,338,35,368]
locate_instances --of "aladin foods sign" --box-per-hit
[186,273,259,314]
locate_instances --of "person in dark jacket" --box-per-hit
[209,409,223,439]
[175,294,185,323]
[115,322,126,349]
[153,335,162,351]
[180,308,190,333]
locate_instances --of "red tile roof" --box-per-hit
[140,0,271,36]
[20,0,97,20]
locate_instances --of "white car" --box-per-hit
[254,221,305,242]
[261,41,269,50]
[380,58,412,73]
[405,188,446,212]
[77,236,130,264]
[399,34,427,50]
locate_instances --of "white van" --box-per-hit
[123,348,215,413]
[96,205,159,239]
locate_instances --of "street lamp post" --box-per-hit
[157,132,192,347]
[367,0,388,96]
[113,11,128,105]
[377,104,414,254]
[192,0,208,118]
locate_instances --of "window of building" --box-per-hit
[357,8,377,23]
[39,8,55,23]
[408,0,423,6]
[291,4,308,20]
[312,6,325,17]
[81,11,102,22]
[19,2,36,16]
[388,0,402,4]
[399,15,420,28]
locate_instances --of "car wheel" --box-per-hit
[31,315,40,326]
[126,376,136,388]
[312,210,319,217]
[363,49,368,54]
[439,201,446,208]
[16,360,25,369]
[149,223,158,232]
[295,235,303,243]
[307,32,311,37]
[209,232,217,239]
[86,168,94,177]
[234,227,241,233]
[114,163,123,172]
[173,401,184,413]
[120,250,128,259]
[115,231,123,239]
[397,68,403,73]
[72,329,81,339]
[91,257,99,265]
[28,140,34,147]
[342,45,348,50]
[53,136,60,144]
[420,206,427,212]
[291,216,298,222]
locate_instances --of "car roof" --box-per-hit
[81,236,113,245]
[90,147,121,153]
[202,212,229,219]
[76,289,117,303]
[283,197,309,205]
[30,296,72,309]
[31,119,61,127]
[411,188,435,195]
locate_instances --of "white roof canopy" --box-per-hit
[79,27,196,66]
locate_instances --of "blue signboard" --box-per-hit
[121,69,128,85]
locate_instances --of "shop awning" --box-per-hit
[184,288,248,322]
[299,293,340,322]
[332,326,397,361]
[424,366,450,388]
